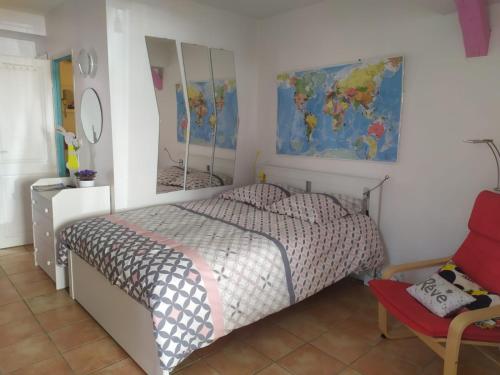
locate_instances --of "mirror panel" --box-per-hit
[210,48,238,186]
[80,88,103,144]
[180,43,217,190]
[145,36,187,194]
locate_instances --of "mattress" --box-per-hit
[57,197,384,373]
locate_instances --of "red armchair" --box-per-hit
[369,191,500,375]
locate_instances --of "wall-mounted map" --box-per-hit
[276,56,403,162]
[177,80,238,150]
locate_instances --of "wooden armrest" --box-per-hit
[449,305,500,338]
[382,256,452,279]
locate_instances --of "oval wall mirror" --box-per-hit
[80,88,103,144]
[77,49,95,77]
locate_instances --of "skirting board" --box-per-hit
[69,251,163,375]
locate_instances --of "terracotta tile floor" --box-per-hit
[1,245,499,374]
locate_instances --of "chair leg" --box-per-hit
[377,303,414,340]
[378,303,389,338]
[443,334,461,375]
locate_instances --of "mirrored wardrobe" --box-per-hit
[145,37,239,194]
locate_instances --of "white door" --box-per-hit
[0,56,56,248]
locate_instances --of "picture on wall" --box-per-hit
[176,79,238,150]
[276,56,404,162]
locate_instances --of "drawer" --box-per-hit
[31,193,52,217]
[32,208,54,230]
[33,219,54,244]
[33,232,56,281]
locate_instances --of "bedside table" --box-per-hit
[31,177,110,289]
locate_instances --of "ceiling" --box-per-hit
[2,0,500,18]
[192,0,500,18]
[0,0,67,14]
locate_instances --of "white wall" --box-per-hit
[107,0,258,210]
[256,0,500,270]
[45,0,114,190]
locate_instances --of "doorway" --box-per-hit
[51,55,76,177]
[0,55,56,248]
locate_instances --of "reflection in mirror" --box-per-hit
[145,36,187,194]
[80,88,103,144]
[210,48,238,186]
[180,43,217,190]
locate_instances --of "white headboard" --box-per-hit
[259,164,384,225]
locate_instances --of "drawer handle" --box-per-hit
[32,199,36,205]
[45,232,50,237]
[34,248,38,253]
[47,260,51,266]
[44,208,49,214]
[33,222,37,226]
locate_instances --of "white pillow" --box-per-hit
[407,274,475,318]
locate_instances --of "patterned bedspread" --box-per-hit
[57,198,384,374]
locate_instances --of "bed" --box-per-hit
[59,165,386,374]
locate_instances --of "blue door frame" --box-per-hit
[51,55,72,177]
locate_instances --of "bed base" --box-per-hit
[69,251,163,375]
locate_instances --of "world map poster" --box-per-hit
[276,56,404,162]
[177,80,238,150]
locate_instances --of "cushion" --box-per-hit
[438,260,500,328]
[453,191,500,295]
[370,279,500,342]
[331,193,366,215]
[266,193,349,225]
[219,183,291,209]
[407,274,474,318]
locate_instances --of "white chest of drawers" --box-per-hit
[31,177,110,289]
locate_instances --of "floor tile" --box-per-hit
[27,290,74,314]
[194,334,235,358]
[0,300,32,325]
[9,354,73,374]
[328,312,382,346]
[311,325,374,365]
[0,277,21,306]
[351,346,421,375]
[92,358,146,374]
[0,246,29,257]
[205,340,271,375]
[0,253,37,275]
[175,359,220,375]
[24,244,35,252]
[49,318,108,352]
[9,268,51,286]
[304,299,354,327]
[376,337,436,368]
[278,344,345,375]
[244,324,304,360]
[0,314,44,348]
[0,334,60,373]
[338,368,363,375]
[15,278,56,298]
[63,337,127,374]
[256,363,292,375]
[276,310,329,341]
[36,303,91,332]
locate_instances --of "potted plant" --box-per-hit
[75,169,97,188]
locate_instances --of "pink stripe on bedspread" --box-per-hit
[105,215,225,339]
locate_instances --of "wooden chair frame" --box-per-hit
[378,256,500,375]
